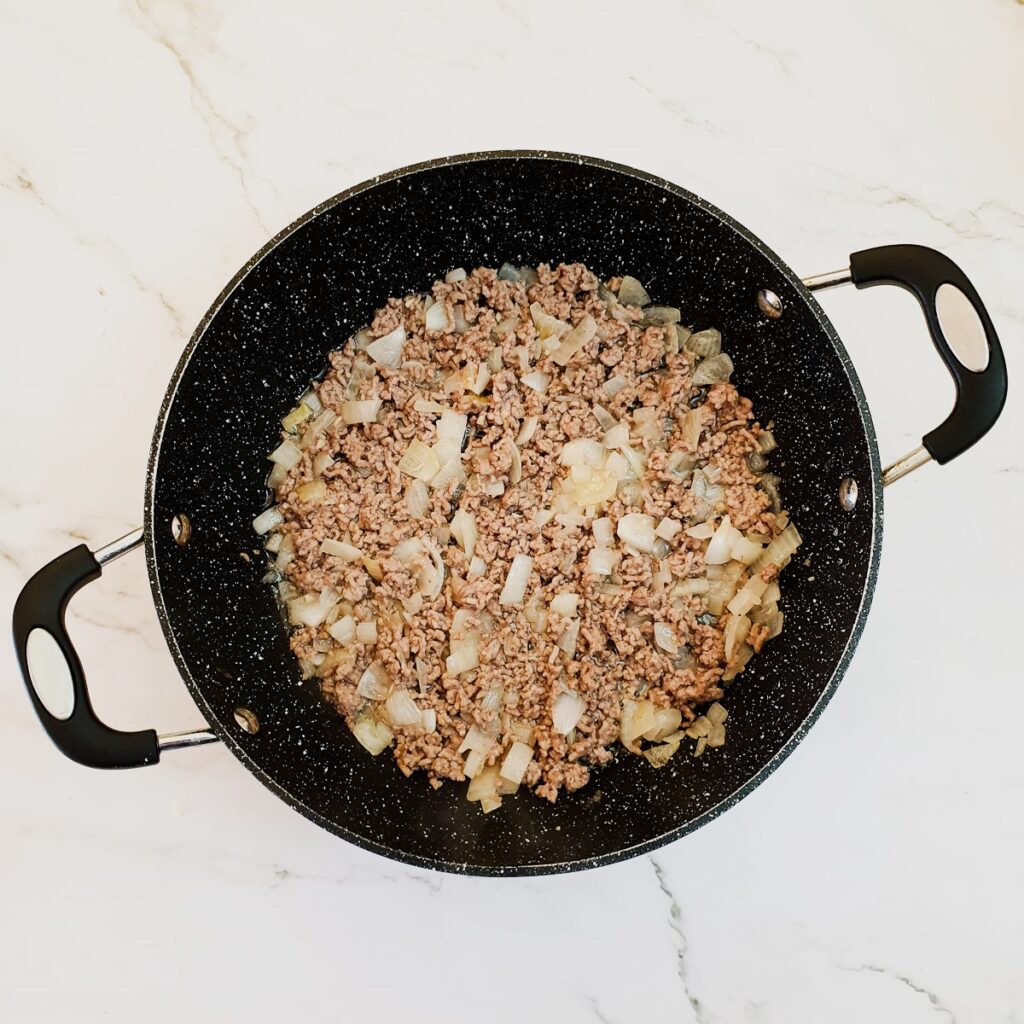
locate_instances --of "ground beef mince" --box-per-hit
[256,264,800,813]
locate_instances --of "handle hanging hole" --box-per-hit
[233,707,260,734]
[171,514,191,547]
[838,477,858,511]
[757,289,783,319]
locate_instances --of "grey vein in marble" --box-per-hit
[846,963,958,1023]
[650,856,707,1023]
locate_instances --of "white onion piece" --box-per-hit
[522,371,550,393]
[565,465,617,508]
[295,479,327,503]
[618,276,651,306]
[357,662,390,700]
[557,618,581,658]
[450,509,478,560]
[552,691,586,734]
[418,539,445,598]
[405,479,429,518]
[731,535,765,566]
[413,398,447,414]
[420,708,437,733]
[274,533,295,571]
[365,324,406,368]
[356,621,378,643]
[282,403,312,433]
[532,508,554,530]
[264,531,283,554]
[468,555,486,577]
[351,716,393,755]
[653,621,678,655]
[320,538,362,561]
[686,522,716,539]
[619,444,647,478]
[394,537,423,564]
[592,404,617,430]
[269,439,303,470]
[602,423,630,449]
[643,707,682,742]
[340,399,382,424]
[588,547,619,575]
[601,375,628,398]
[555,512,586,528]
[482,479,505,497]
[617,513,657,554]
[267,462,289,490]
[550,313,596,366]
[529,301,570,342]
[312,451,334,477]
[508,440,522,484]
[398,439,440,482]
[499,555,533,606]
[463,748,486,779]
[559,438,606,468]
[459,724,496,755]
[425,301,451,332]
[656,517,681,540]
[592,517,614,547]
[727,574,770,616]
[603,451,629,480]
[516,416,539,445]
[445,267,467,283]
[431,456,467,490]
[499,741,534,785]
[706,515,743,565]
[438,410,467,448]
[755,524,802,569]
[328,615,356,643]
[550,592,579,617]
[253,506,283,535]
[386,689,422,727]
[724,613,751,662]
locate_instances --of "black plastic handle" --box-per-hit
[12,544,160,769]
[849,244,1007,464]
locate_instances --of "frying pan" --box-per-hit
[12,152,1007,875]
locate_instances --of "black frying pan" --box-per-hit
[13,152,1007,875]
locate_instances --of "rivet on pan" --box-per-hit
[757,289,783,319]
[233,707,260,734]
[171,513,191,547]
[838,477,858,511]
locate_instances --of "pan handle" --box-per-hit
[12,528,218,769]
[803,244,1008,484]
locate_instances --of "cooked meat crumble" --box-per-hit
[255,263,800,812]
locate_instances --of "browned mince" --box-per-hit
[263,263,795,810]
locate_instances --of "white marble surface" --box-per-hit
[2,1,1023,1020]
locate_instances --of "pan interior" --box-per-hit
[147,153,880,874]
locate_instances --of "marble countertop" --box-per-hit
[2,1,1023,1021]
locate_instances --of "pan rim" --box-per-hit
[144,149,883,876]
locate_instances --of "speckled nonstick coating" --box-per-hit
[145,151,882,875]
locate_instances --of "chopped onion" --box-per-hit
[508,440,522,484]
[482,479,505,497]
[617,276,651,306]
[731,535,765,565]
[365,324,406,368]
[296,479,327,503]
[267,462,288,489]
[555,512,587,528]
[516,416,539,445]
[445,267,467,283]
[269,439,303,470]
[601,375,628,398]
[312,451,334,477]
[522,371,550,393]
[552,691,586,734]
[450,509,478,560]
[617,513,657,554]
[499,741,534,786]
[685,328,722,359]
[682,409,704,451]
[468,556,486,577]
[724,613,752,662]
[394,537,423,564]
[356,620,378,643]
[550,314,597,366]
[656,517,681,540]
[386,689,422,727]
[413,399,447,415]
[559,438,606,468]
[340,399,382,424]
[264,532,283,554]
[686,522,717,540]
[566,465,617,508]
[459,724,497,756]
[758,429,777,454]
[499,554,533,606]
[357,661,390,700]
[602,422,630,449]
[398,439,441,482]
[466,363,491,394]
[282,403,312,433]
[467,766,502,809]
[463,748,486,779]
[620,698,658,751]
[406,479,429,518]
[425,301,451,332]
[274,533,295,571]
[351,716,393,755]
[591,404,617,431]
[588,546,619,575]
[550,592,579,617]
[253,506,283,535]
[420,708,437,733]
[418,538,445,598]
[529,301,570,342]
[321,538,362,560]
[643,707,682,742]
[592,517,614,547]
[653,621,678,655]
[557,618,581,659]
[620,444,647,478]
[705,515,742,565]
[642,306,681,324]
[692,352,734,386]
[727,574,770,616]
[430,456,466,490]
[755,523,802,569]
[603,451,629,480]
[438,410,467,448]
[329,615,356,643]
